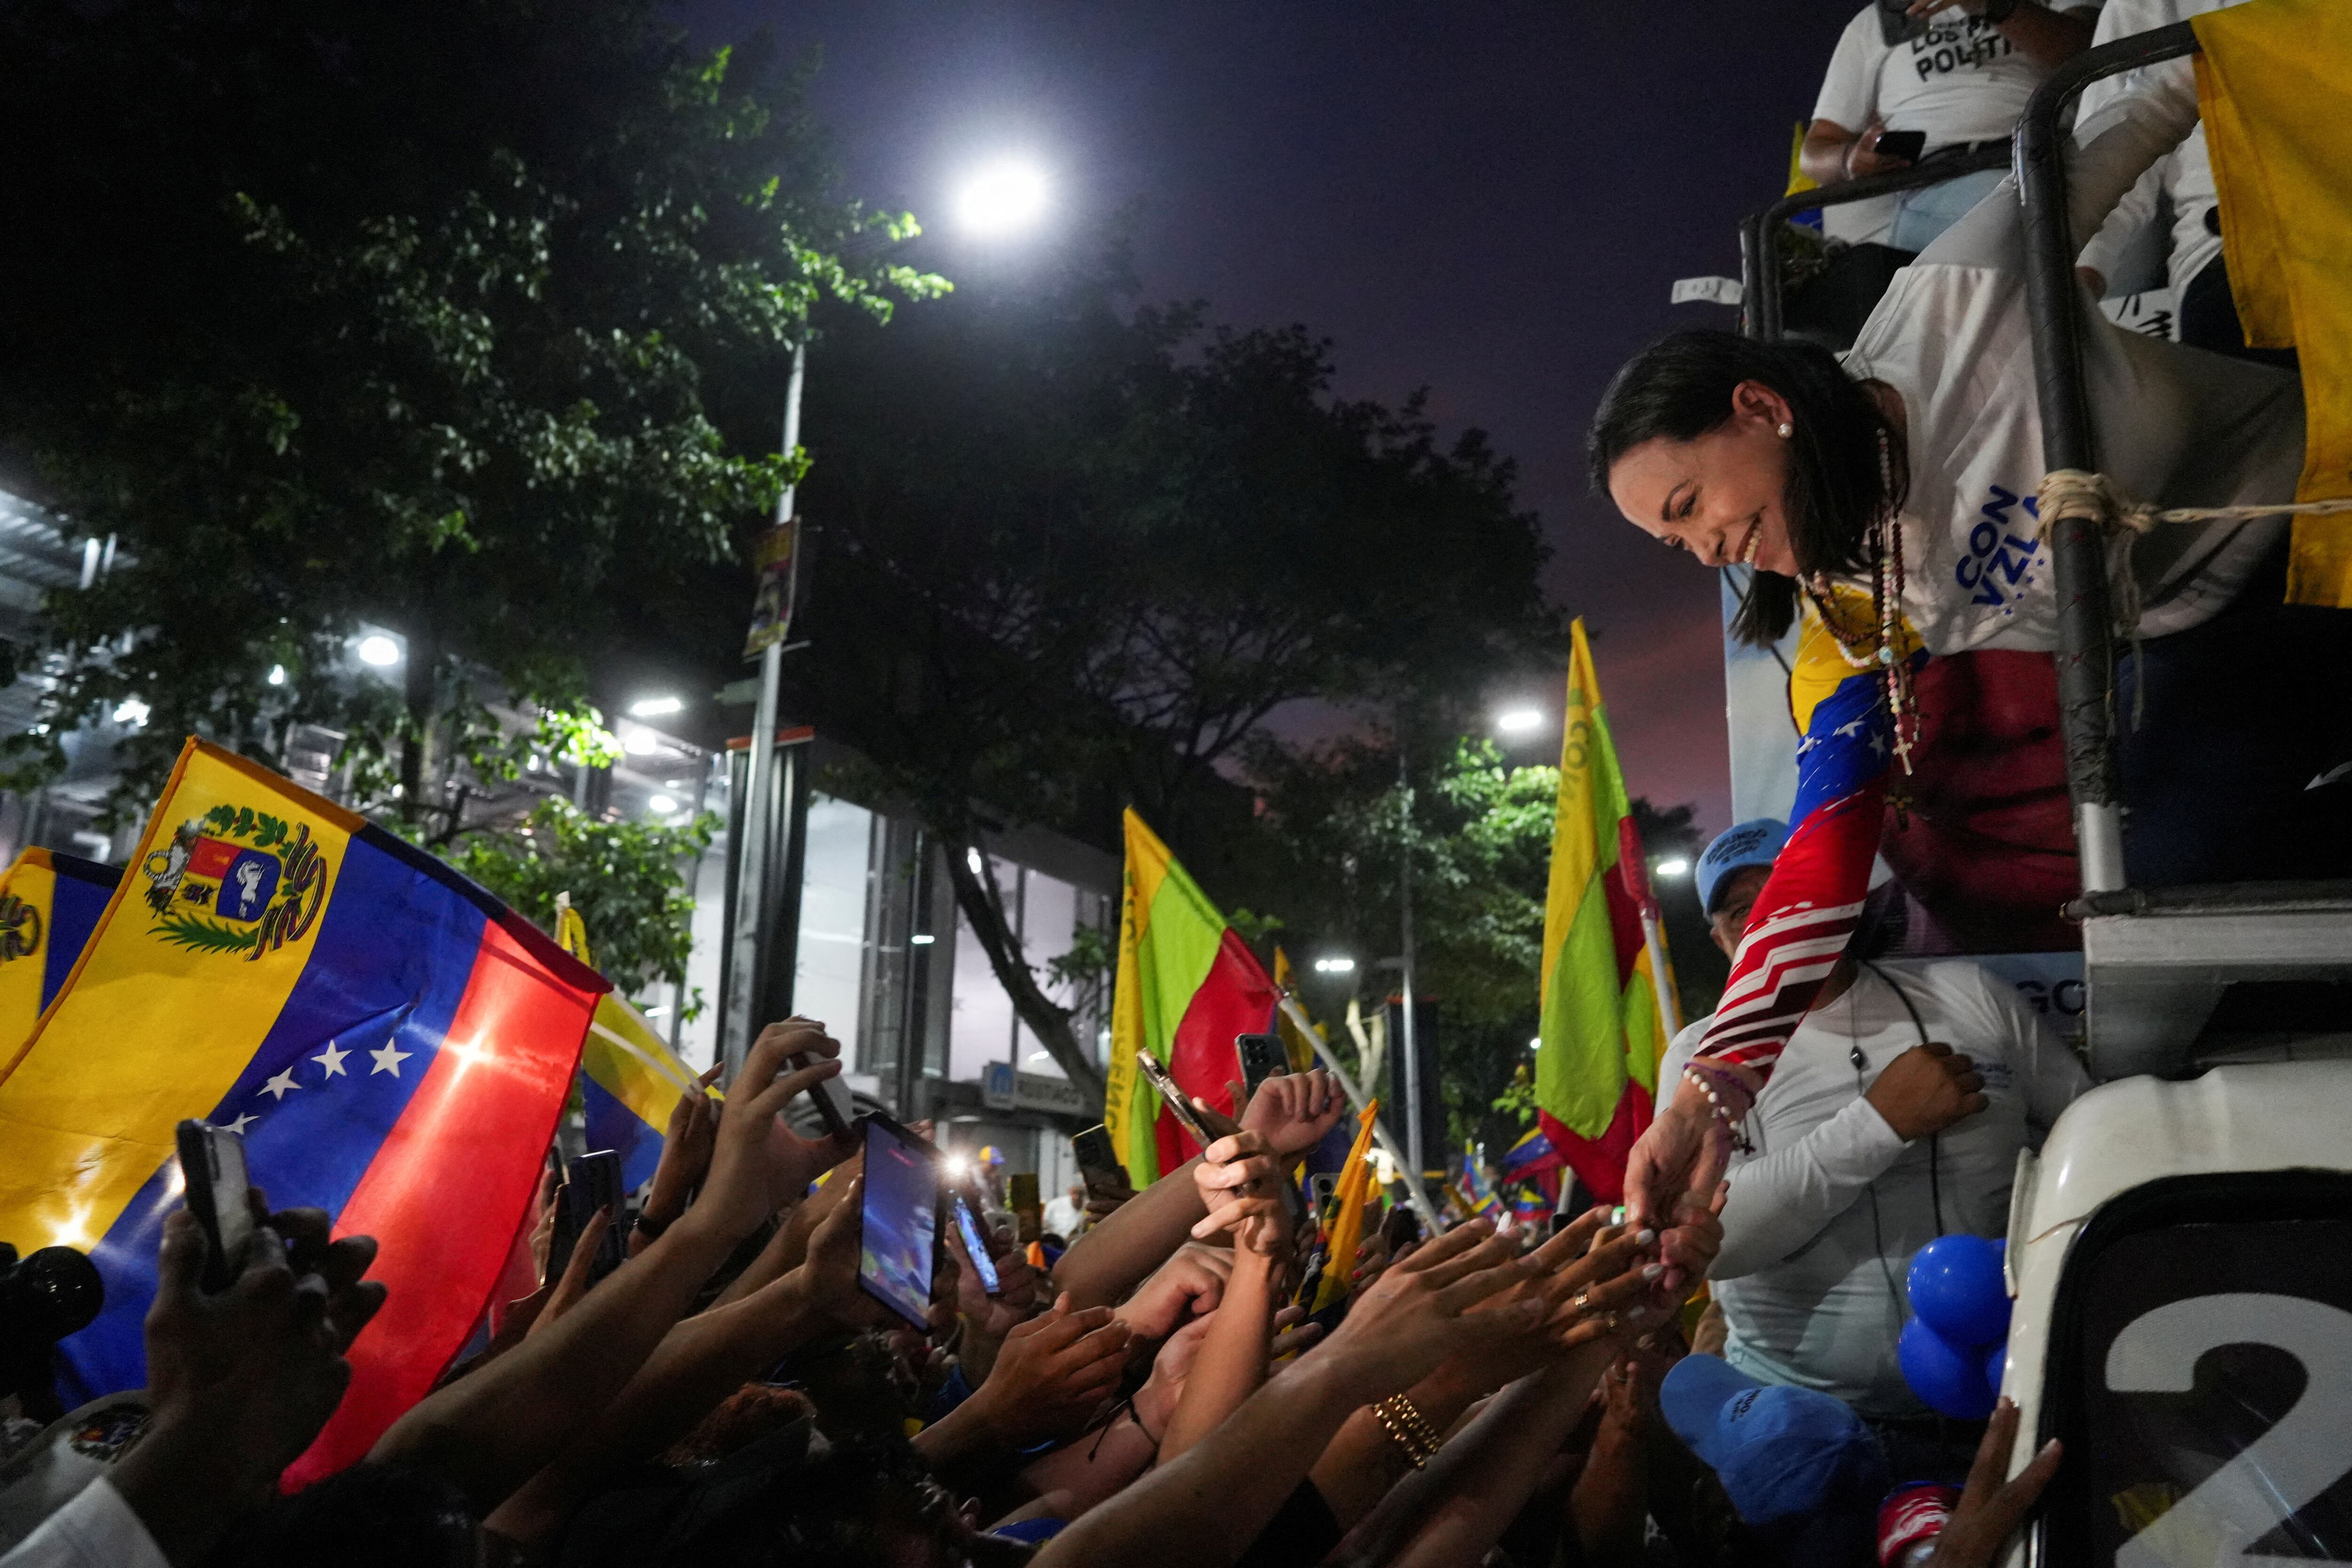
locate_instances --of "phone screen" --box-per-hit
[858,1118,941,1327]
[954,1195,1001,1294]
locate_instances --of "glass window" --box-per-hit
[948,856,1021,1085]
[792,794,874,1073]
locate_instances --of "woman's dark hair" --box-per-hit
[1586,329,1905,646]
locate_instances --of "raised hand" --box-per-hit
[1115,1243,1232,1340]
[1190,1130,1287,1248]
[1319,1220,1543,1394]
[963,1292,1134,1449]
[1240,1069,1348,1156]
[1132,1311,1217,1444]
[698,1019,858,1241]
[636,1061,723,1246]
[1929,1398,2064,1567]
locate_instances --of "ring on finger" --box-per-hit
[1569,1289,1593,1316]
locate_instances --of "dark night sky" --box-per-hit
[674,1,1857,835]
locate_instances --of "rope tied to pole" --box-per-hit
[2037,470,2352,729]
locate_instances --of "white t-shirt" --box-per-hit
[2075,0,2237,293]
[1663,960,2089,1415]
[1836,56,2300,655]
[1812,4,2082,244]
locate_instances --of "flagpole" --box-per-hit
[1278,994,1443,1232]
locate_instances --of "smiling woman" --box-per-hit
[1586,333,1907,648]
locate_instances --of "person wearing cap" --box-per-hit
[1665,820,2088,1480]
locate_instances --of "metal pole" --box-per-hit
[2015,22,2199,895]
[723,337,809,1077]
[1396,745,1423,1182]
[1277,994,1441,1232]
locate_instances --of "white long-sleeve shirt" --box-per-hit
[1662,959,2088,1416]
[2074,0,2237,295]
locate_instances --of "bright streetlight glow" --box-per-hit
[648,794,678,815]
[957,160,1050,235]
[113,698,149,727]
[911,933,937,945]
[1313,956,1356,974]
[622,728,660,756]
[1655,857,1692,878]
[1495,708,1544,734]
[630,695,684,718]
[356,634,402,667]
[1527,1036,1542,1052]
[267,665,287,687]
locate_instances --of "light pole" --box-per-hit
[1396,744,1422,1184]
[724,337,808,1077]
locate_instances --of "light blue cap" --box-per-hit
[1695,818,1788,916]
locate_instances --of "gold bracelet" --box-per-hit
[1372,1394,1440,1467]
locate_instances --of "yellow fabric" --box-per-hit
[1271,948,1320,1073]
[554,895,715,1139]
[0,742,350,1252]
[2194,0,2352,604]
[0,852,57,1060]
[1104,809,1175,1182]
[1789,584,1923,734]
[1786,123,1819,198]
[1311,1101,1382,1314]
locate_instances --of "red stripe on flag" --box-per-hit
[1538,1084,1653,1206]
[288,918,595,1485]
[1155,929,1279,1168]
[1599,862,1645,989]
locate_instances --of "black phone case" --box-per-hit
[1071,1125,1129,1199]
[175,1119,251,1294]
[548,1149,626,1284]
[1236,1032,1286,1105]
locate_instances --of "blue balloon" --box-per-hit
[1907,1235,2010,1346]
[1899,1316,1998,1420]
[1982,1338,2008,1402]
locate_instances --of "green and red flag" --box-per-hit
[1105,809,1279,1184]
[1534,619,1676,1203]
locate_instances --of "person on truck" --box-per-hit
[1662,820,2089,1479]
[1802,0,2098,254]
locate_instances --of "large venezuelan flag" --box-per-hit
[1533,619,1674,1204]
[1104,809,1279,1185]
[0,849,121,1053]
[554,898,715,1192]
[0,740,604,1484]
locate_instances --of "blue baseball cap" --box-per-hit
[1661,1354,1887,1536]
[1695,818,1788,917]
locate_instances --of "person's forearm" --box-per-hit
[710,1205,803,1309]
[1308,1349,1496,1527]
[1336,1351,1612,1568]
[1033,1352,1387,1568]
[1052,1155,1208,1309]
[1017,1410,1161,1520]
[1800,127,1856,186]
[369,1203,743,1513]
[1710,1099,1907,1279]
[485,1271,831,1544]
[1160,1248,1275,1463]
[106,1416,270,1568]
[1997,1,2094,70]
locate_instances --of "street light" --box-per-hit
[1655,857,1692,878]
[356,635,402,667]
[630,695,684,718]
[1312,956,1356,974]
[1494,708,1543,735]
[956,159,1050,235]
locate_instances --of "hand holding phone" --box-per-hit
[953,1194,1001,1295]
[1236,1032,1287,1109]
[1071,1124,1129,1204]
[175,1120,257,1293]
[1134,1047,1212,1149]
[547,1149,627,1286]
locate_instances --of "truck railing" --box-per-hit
[2017,22,2352,1080]
[1738,143,2010,342]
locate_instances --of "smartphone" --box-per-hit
[953,1194,1001,1295]
[1071,1124,1129,1202]
[1236,1032,1287,1108]
[1005,1172,1042,1243]
[548,1149,627,1286]
[787,1049,855,1141]
[1874,128,1927,165]
[1134,1047,1212,1148]
[175,1119,257,1293]
[1381,1205,1422,1253]
[858,1116,942,1328]
[1309,1172,1339,1216]
[1875,0,1928,47]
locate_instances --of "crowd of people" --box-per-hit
[0,1016,2064,1568]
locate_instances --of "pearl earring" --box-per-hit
[1776,422,1793,439]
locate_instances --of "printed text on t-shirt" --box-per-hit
[1911,18,2014,82]
[1955,486,2043,615]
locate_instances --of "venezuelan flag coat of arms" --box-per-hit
[0,740,606,1483]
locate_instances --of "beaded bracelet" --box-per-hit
[1682,1061,1756,1153]
[1371,1394,1440,1468]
